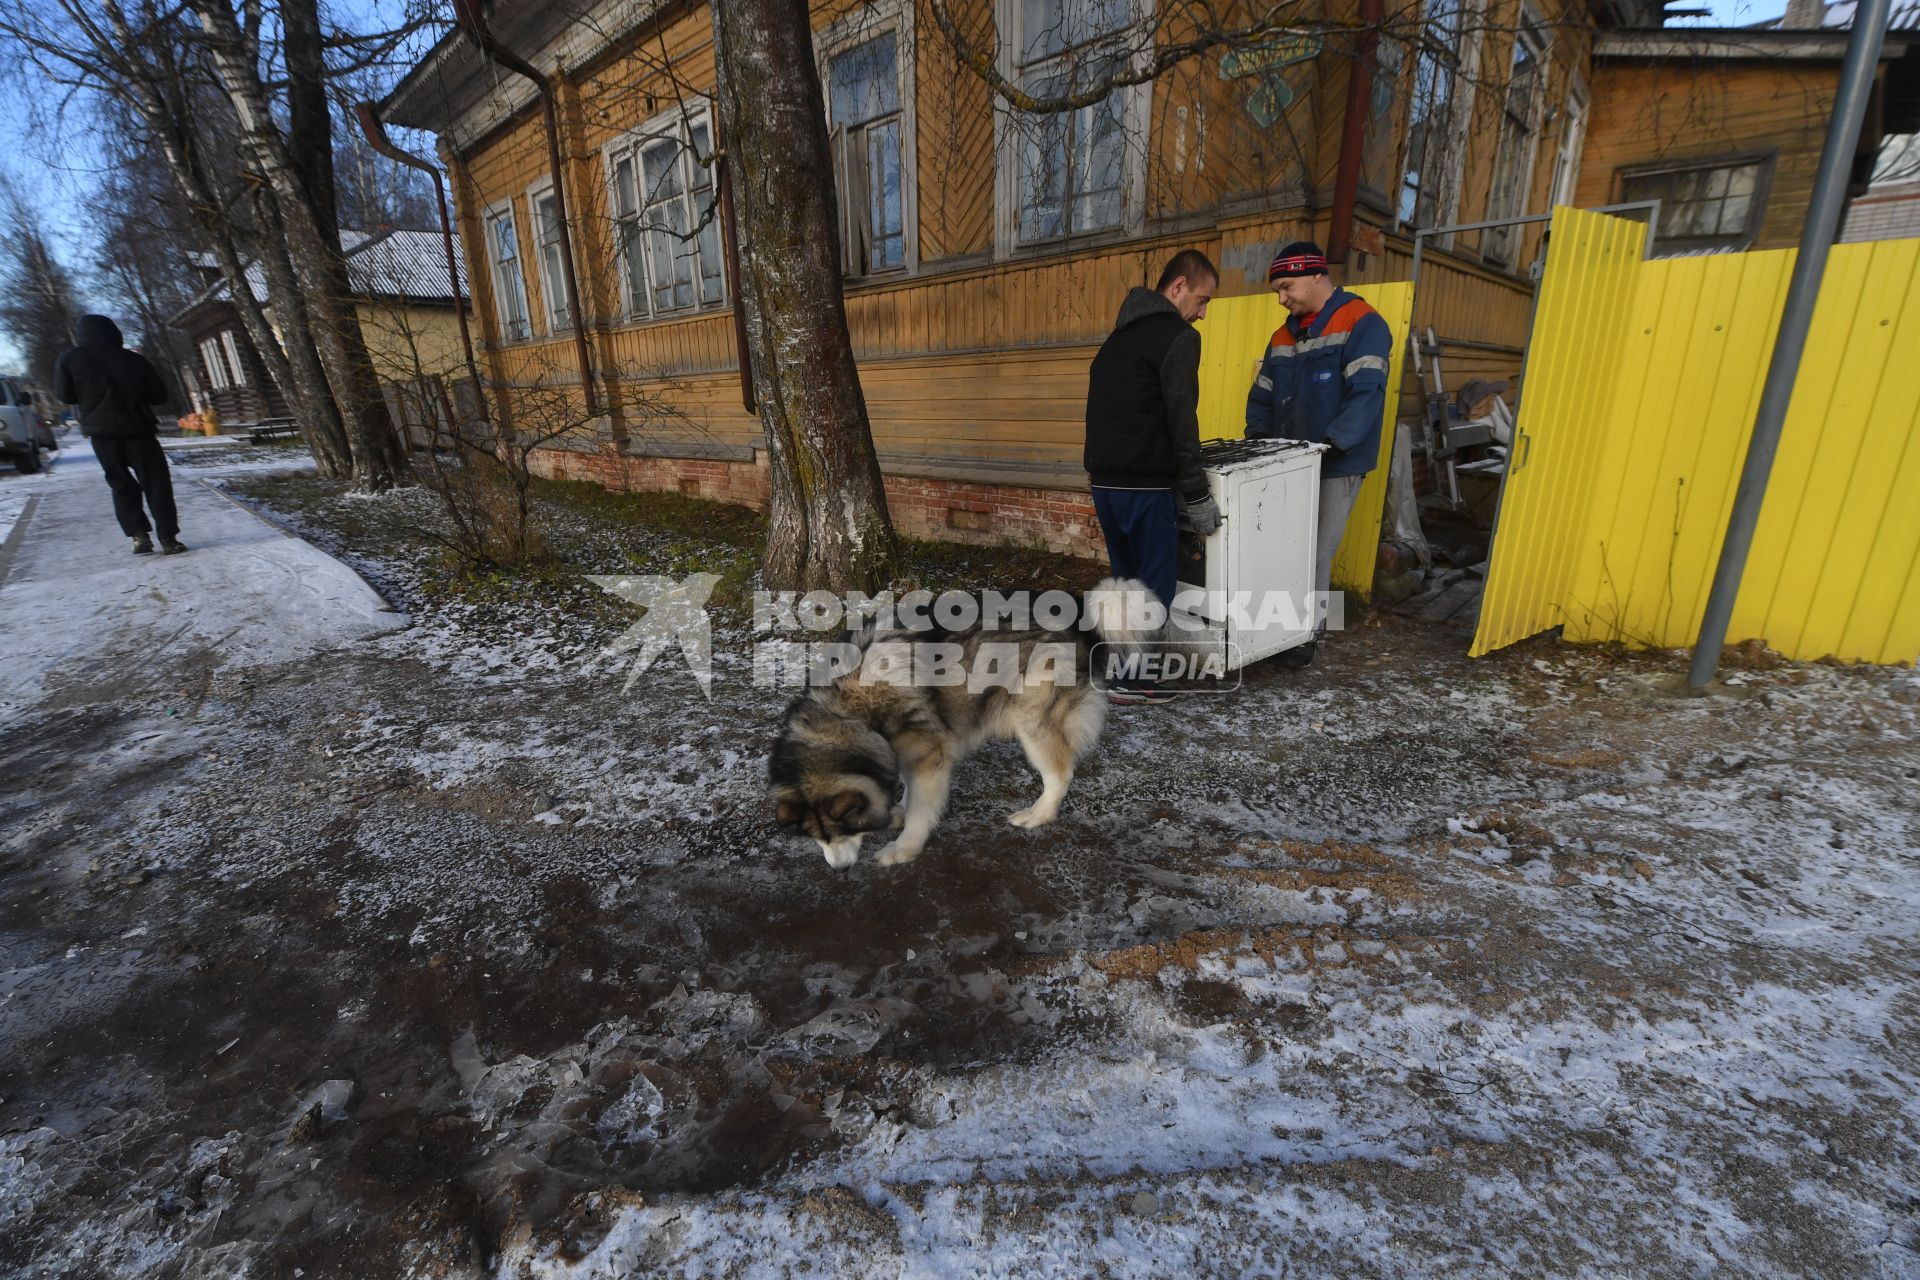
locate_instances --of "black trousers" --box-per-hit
[93,435,179,539]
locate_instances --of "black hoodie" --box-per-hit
[1082,287,1207,500]
[53,315,170,439]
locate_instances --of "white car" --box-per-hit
[0,376,48,473]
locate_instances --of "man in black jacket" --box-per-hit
[54,315,185,555]
[1084,250,1218,703]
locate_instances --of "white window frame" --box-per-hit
[1482,6,1553,266]
[199,336,231,391]
[524,178,573,334]
[1397,0,1485,247]
[483,198,533,343]
[817,0,919,277]
[220,329,247,387]
[1549,74,1590,211]
[991,0,1153,258]
[601,99,729,323]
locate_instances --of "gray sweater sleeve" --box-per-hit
[1161,327,1208,502]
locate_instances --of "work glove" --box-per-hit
[1179,493,1222,536]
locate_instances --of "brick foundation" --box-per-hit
[527,445,1106,560]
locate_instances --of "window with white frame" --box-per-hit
[530,185,572,331]
[1482,10,1551,265]
[1548,79,1589,211]
[608,110,725,319]
[199,336,232,391]
[1001,0,1144,247]
[220,330,247,387]
[1619,155,1771,253]
[823,17,912,275]
[1400,0,1471,231]
[485,203,532,342]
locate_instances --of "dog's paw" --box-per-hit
[1007,805,1057,829]
[875,840,922,867]
[822,845,860,870]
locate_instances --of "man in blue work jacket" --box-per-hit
[1245,241,1394,669]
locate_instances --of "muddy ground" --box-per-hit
[1,459,1916,1278]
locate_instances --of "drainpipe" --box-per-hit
[354,102,486,406]
[451,0,599,417]
[1687,0,1891,689]
[1327,0,1384,265]
[716,147,756,415]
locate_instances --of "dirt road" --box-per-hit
[2,458,1915,1278]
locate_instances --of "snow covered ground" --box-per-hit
[0,461,1916,1278]
[0,435,401,722]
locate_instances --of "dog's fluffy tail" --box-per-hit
[1083,577,1169,652]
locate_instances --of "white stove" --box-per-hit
[1173,437,1326,669]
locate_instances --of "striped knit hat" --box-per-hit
[1268,241,1329,280]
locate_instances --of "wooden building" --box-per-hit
[170,228,472,433]
[1574,13,1920,255]
[381,0,1687,556]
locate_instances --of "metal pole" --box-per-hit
[1687,0,1891,690]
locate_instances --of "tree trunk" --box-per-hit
[710,0,895,593]
[280,0,338,233]
[82,3,351,475]
[144,114,353,477]
[191,0,406,491]
[240,185,356,474]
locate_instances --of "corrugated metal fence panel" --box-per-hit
[1475,217,1920,664]
[1194,294,1276,443]
[1558,250,1791,649]
[1330,280,1413,599]
[1195,282,1413,599]
[1733,238,1920,664]
[1471,208,1649,657]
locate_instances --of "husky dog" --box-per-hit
[770,579,1160,869]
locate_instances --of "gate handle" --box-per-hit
[1513,429,1533,473]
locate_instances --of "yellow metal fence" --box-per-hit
[1473,207,1920,665]
[1194,281,1414,599]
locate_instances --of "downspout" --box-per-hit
[450,0,599,417]
[1327,0,1384,265]
[716,147,756,415]
[353,102,486,405]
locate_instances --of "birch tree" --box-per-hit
[1,0,360,477]
[188,0,408,487]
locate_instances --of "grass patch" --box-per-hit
[228,466,1108,630]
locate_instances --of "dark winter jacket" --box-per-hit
[1244,287,1394,478]
[53,315,169,440]
[1084,287,1208,500]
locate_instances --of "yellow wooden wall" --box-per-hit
[438,0,1587,486]
[1475,207,1920,665]
[1574,59,1842,252]
[355,302,472,386]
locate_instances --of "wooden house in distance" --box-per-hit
[171,256,293,430]
[378,0,1753,556]
[171,228,472,433]
[1574,0,1920,255]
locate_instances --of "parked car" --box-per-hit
[0,377,46,473]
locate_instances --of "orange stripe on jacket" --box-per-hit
[1268,297,1379,350]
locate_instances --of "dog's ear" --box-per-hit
[825,790,866,822]
[774,797,801,828]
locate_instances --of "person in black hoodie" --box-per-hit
[1083,250,1218,704]
[54,315,185,555]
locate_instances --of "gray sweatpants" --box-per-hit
[1314,473,1365,626]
